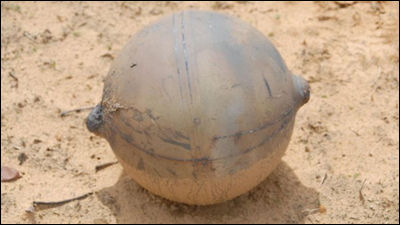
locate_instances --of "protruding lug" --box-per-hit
[292,74,310,107]
[86,104,104,137]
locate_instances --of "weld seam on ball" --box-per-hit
[109,108,294,162]
[213,105,294,140]
[180,11,193,103]
[172,14,184,101]
[159,136,191,151]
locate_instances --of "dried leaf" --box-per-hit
[1,166,21,182]
[101,53,114,60]
[319,205,327,213]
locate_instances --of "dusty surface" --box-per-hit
[1,1,399,224]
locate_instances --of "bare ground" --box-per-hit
[1,1,399,224]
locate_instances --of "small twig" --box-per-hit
[351,129,360,136]
[23,31,37,42]
[320,172,328,186]
[12,145,21,150]
[25,205,35,213]
[303,205,327,215]
[24,206,36,223]
[302,208,319,215]
[60,106,94,117]
[33,192,93,209]
[95,161,118,172]
[359,179,367,204]
[9,71,18,81]
[100,53,114,60]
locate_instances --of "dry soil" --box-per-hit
[1,1,399,224]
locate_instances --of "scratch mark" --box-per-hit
[213,105,294,140]
[231,83,241,88]
[119,128,135,144]
[137,158,144,170]
[173,14,184,100]
[145,109,159,120]
[167,168,177,177]
[120,116,143,134]
[243,115,291,153]
[263,76,273,98]
[181,12,193,103]
[160,136,191,151]
[175,131,190,141]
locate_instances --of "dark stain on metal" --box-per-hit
[193,117,201,126]
[137,158,144,170]
[153,168,161,177]
[233,132,242,144]
[159,136,191,151]
[119,128,135,144]
[145,109,159,120]
[167,168,177,177]
[200,158,209,166]
[192,170,197,179]
[120,116,143,134]
[86,104,103,133]
[231,83,241,88]
[174,130,190,141]
[143,130,152,140]
[111,112,292,162]
[132,110,143,122]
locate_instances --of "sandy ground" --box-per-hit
[1,1,399,224]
